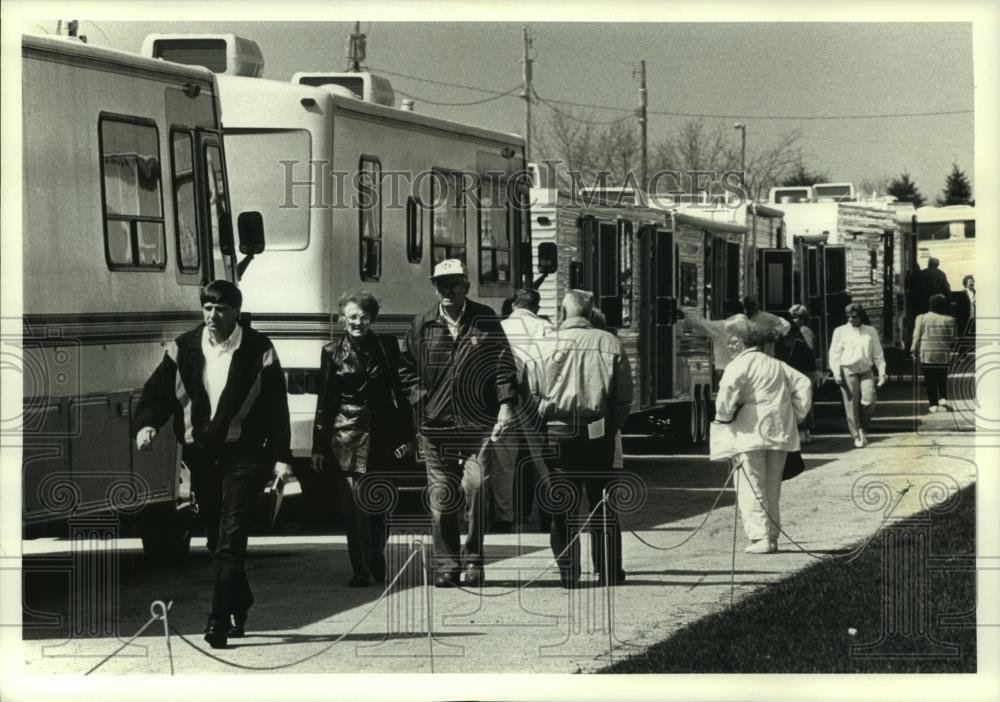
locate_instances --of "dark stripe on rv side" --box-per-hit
[21,312,418,346]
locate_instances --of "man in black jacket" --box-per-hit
[399,259,518,587]
[134,280,292,649]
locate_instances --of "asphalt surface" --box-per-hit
[15,375,981,675]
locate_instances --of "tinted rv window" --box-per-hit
[619,220,633,327]
[225,130,310,250]
[170,130,199,272]
[406,196,423,263]
[430,170,467,265]
[205,144,235,281]
[99,116,166,269]
[358,156,382,281]
[478,174,510,284]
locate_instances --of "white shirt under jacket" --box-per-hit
[709,348,813,461]
[201,324,243,418]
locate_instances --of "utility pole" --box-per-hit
[347,21,366,72]
[636,60,648,193]
[521,26,533,164]
[733,122,747,189]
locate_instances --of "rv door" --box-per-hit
[197,131,238,283]
[756,248,793,314]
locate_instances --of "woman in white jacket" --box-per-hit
[710,319,813,554]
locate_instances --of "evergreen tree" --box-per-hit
[937,163,973,206]
[780,160,828,187]
[887,172,925,207]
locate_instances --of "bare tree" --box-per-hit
[537,114,803,202]
[651,120,802,202]
[534,109,640,191]
[858,174,892,198]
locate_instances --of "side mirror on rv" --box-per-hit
[238,211,266,255]
[537,242,558,274]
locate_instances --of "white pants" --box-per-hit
[735,449,785,542]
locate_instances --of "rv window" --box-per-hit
[224,129,310,250]
[478,174,510,284]
[964,221,975,238]
[824,247,847,293]
[99,116,166,269]
[204,144,235,278]
[430,170,467,265]
[618,221,633,327]
[680,262,698,307]
[358,156,382,281]
[170,130,200,272]
[406,196,424,263]
[599,222,621,326]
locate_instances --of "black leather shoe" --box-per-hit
[490,520,513,534]
[462,565,484,587]
[227,612,247,638]
[348,574,372,587]
[203,620,228,649]
[434,572,460,588]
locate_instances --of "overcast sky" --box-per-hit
[22,17,977,199]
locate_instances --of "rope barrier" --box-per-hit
[167,545,422,671]
[627,463,738,551]
[85,600,173,676]
[732,456,913,563]
[452,493,612,597]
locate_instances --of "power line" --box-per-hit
[395,87,520,107]
[368,65,516,96]
[533,87,633,126]
[531,93,972,121]
[648,108,974,121]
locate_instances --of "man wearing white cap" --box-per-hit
[399,259,518,587]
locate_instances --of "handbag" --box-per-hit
[782,450,805,481]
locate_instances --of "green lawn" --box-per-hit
[603,485,977,673]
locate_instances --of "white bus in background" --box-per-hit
[19,34,264,559]
[142,34,534,516]
[913,204,975,286]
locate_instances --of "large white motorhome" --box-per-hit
[141,35,532,503]
[20,34,262,558]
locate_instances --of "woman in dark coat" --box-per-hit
[311,290,415,587]
[776,305,820,443]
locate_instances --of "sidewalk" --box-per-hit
[18,432,977,675]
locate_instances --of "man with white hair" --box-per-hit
[539,290,633,587]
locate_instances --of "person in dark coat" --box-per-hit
[915,258,952,314]
[311,290,415,587]
[777,304,820,442]
[134,280,293,649]
[952,274,976,341]
[398,259,518,588]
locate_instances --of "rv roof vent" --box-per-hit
[812,182,856,202]
[292,71,395,106]
[768,186,814,204]
[141,34,264,77]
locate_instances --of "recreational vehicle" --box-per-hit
[20,34,263,558]
[769,186,902,368]
[530,182,759,445]
[142,35,533,500]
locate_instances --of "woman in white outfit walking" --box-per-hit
[710,319,813,554]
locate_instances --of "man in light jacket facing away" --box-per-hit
[539,290,633,587]
[828,302,887,448]
[710,318,812,554]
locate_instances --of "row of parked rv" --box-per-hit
[19,33,974,558]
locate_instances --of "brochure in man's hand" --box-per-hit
[259,473,285,528]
